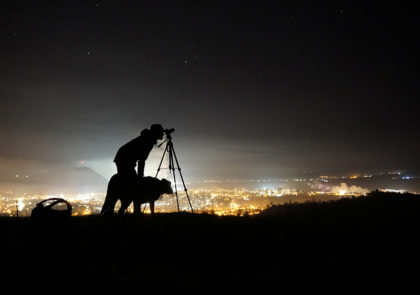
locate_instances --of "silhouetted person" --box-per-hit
[114,123,164,180]
[101,124,165,215]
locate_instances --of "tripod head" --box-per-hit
[158,128,175,147]
[164,128,175,140]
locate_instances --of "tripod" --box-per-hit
[155,135,194,213]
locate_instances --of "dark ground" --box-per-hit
[2,191,420,294]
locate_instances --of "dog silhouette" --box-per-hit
[100,175,173,216]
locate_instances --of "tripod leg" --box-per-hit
[155,142,170,178]
[171,145,194,213]
[169,144,180,212]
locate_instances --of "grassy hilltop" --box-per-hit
[2,191,420,293]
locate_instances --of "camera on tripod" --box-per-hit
[164,128,175,136]
[155,127,194,213]
[159,128,175,141]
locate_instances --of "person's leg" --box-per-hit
[132,176,145,214]
[115,163,138,214]
[137,161,145,179]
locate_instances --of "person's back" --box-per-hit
[114,130,152,166]
[113,124,164,178]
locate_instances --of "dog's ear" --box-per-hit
[161,178,170,185]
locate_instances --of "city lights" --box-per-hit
[0,186,364,218]
[1,172,417,217]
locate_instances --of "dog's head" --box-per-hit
[160,178,173,195]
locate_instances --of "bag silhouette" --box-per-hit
[31,198,72,220]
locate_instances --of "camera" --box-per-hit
[164,128,175,136]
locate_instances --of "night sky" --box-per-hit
[1,1,419,183]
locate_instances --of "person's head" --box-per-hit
[149,124,164,140]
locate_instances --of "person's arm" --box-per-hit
[137,160,145,178]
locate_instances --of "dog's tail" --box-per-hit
[100,174,119,216]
